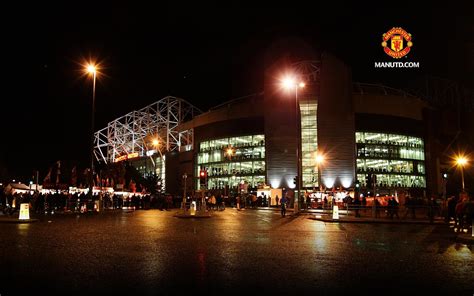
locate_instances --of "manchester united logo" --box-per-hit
[381,27,413,59]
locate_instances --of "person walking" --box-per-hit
[353,195,361,217]
[388,197,399,219]
[280,195,288,217]
[374,197,381,218]
[236,195,241,210]
[403,195,416,219]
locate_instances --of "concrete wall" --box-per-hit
[263,57,299,190]
[318,53,355,189]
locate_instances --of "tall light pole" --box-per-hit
[150,138,166,194]
[182,173,187,210]
[455,155,468,192]
[315,152,325,191]
[86,63,97,197]
[225,145,235,196]
[151,138,164,169]
[282,76,305,213]
[149,138,159,173]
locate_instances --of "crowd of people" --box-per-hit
[1,189,472,231]
[0,191,179,215]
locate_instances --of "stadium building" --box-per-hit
[94,50,473,202]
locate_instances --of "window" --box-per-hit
[300,101,318,188]
[355,132,426,188]
[197,135,265,190]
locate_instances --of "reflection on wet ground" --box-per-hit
[0,209,472,295]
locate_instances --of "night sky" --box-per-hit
[2,1,473,181]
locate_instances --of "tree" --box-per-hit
[142,173,162,195]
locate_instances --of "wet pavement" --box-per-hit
[0,209,472,295]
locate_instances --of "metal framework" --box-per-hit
[292,60,320,82]
[353,82,417,98]
[94,96,202,163]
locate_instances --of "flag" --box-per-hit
[55,160,61,184]
[129,179,136,192]
[43,167,52,183]
[70,166,77,186]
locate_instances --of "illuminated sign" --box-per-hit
[114,152,140,162]
[382,27,413,59]
[128,152,139,159]
[332,205,339,220]
[146,150,156,156]
[19,203,30,220]
[115,155,128,162]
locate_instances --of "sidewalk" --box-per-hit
[0,214,39,223]
[307,211,474,244]
[456,232,474,244]
[308,213,446,225]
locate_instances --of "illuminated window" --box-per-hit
[197,135,265,190]
[355,132,425,188]
[300,101,318,188]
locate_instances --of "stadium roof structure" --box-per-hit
[94,96,202,163]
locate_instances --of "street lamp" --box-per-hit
[150,137,167,187]
[225,146,235,160]
[282,75,305,213]
[182,173,188,210]
[455,155,468,192]
[85,63,97,197]
[224,145,236,196]
[315,152,325,191]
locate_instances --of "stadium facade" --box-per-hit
[94,52,470,200]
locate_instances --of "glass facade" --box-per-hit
[300,101,318,188]
[356,132,426,188]
[197,135,265,190]
[131,155,166,191]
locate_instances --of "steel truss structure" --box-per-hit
[94,96,202,164]
[292,60,320,82]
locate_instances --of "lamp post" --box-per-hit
[182,173,187,210]
[455,156,468,192]
[282,76,305,213]
[149,138,159,172]
[149,138,165,192]
[86,63,97,197]
[225,145,235,196]
[315,153,325,191]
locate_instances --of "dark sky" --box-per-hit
[2,1,473,181]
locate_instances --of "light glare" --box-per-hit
[315,154,324,164]
[456,156,468,166]
[86,64,96,74]
[282,77,295,90]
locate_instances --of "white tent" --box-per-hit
[4,183,32,195]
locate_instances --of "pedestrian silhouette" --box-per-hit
[280,195,288,217]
